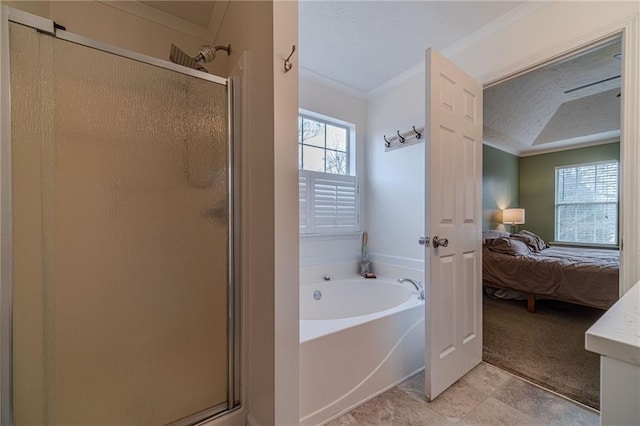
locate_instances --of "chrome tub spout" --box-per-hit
[398,278,424,300]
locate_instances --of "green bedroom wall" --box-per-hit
[519,142,620,243]
[482,144,519,230]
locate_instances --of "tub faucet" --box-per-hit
[398,278,425,300]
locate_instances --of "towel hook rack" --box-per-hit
[384,125,424,151]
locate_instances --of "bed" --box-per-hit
[482,230,619,312]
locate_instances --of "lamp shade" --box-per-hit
[503,208,525,225]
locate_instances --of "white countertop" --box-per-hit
[586,281,640,366]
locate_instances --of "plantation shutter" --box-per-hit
[299,174,309,233]
[299,170,359,234]
[555,161,618,245]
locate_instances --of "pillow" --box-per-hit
[511,230,549,252]
[486,237,532,256]
[482,230,511,244]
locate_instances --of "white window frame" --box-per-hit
[298,110,359,235]
[554,160,619,247]
[298,110,355,176]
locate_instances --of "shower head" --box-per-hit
[194,44,231,63]
[169,43,208,72]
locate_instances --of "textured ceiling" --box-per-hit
[299,1,524,93]
[484,40,621,155]
[141,1,620,156]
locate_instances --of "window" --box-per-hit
[298,114,350,175]
[298,113,359,234]
[555,161,618,245]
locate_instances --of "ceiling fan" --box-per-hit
[563,53,622,98]
[563,75,621,95]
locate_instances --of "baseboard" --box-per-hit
[245,413,257,426]
[198,407,247,426]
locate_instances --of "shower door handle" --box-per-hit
[432,236,449,248]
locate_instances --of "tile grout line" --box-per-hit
[483,361,600,415]
[329,362,598,426]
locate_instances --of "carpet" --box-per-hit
[482,293,604,410]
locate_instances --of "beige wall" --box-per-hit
[213,3,274,423]
[2,0,212,66]
[273,2,299,423]
[210,1,299,425]
[1,0,48,17]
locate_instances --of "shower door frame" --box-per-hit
[0,6,241,425]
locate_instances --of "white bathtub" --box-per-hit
[299,277,425,425]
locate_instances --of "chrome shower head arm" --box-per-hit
[194,44,231,63]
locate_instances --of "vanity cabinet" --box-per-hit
[586,281,640,425]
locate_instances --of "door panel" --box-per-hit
[10,22,230,425]
[425,48,483,400]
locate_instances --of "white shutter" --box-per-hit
[299,174,310,232]
[299,170,359,234]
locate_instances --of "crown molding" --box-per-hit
[482,140,521,157]
[519,132,620,157]
[299,67,368,100]
[484,132,621,158]
[365,1,553,99]
[440,1,554,60]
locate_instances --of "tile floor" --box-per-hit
[327,362,599,425]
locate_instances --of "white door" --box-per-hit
[424,48,483,400]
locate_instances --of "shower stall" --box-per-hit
[0,7,239,425]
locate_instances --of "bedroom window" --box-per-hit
[555,161,619,246]
[298,112,359,234]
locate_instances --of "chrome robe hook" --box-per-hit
[284,45,296,72]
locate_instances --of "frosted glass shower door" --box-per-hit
[9,23,231,425]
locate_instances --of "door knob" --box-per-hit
[418,236,429,246]
[432,236,449,248]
